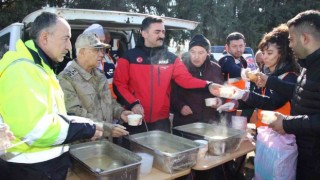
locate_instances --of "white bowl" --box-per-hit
[127,114,142,126]
[205,98,217,107]
[261,110,277,124]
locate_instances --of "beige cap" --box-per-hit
[75,33,110,49]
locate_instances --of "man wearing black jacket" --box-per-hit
[258,10,320,179]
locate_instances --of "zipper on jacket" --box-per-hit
[149,50,154,123]
[158,66,160,86]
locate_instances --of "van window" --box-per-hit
[0,33,10,59]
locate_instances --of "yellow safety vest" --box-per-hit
[0,40,69,163]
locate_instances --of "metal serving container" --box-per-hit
[127,130,200,173]
[173,123,245,156]
[70,140,141,180]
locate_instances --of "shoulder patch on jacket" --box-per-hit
[64,68,78,78]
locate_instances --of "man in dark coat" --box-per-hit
[258,10,320,179]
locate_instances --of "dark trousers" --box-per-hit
[0,152,71,180]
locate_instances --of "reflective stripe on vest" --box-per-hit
[3,145,69,163]
[24,114,69,145]
[256,72,291,128]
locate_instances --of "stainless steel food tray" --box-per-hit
[70,140,141,180]
[173,123,245,156]
[127,130,200,173]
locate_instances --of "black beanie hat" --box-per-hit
[189,34,211,52]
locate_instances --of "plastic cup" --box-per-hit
[194,140,208,158]
[205,98,218,107]
[261,110,277,124]
[231,116,247,131]
[127,114,142,126]
[136,152,153,176]
[219,87,234,98]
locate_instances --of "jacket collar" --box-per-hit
[298,48,320,68]
[25,40,54,69]
[69,60,103,81]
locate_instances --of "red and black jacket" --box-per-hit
[113,41,208,123]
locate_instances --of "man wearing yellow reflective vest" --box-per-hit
[0,12,103,179]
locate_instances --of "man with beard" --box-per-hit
[219,32,248,90]
[257,10,320,179]
[217,32,250,122]
[113,16,219,134]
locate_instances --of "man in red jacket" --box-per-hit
[113,16,218,134]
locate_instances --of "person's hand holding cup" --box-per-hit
[205,97,222,108]
[261,110,277,124]
[218,86,246,100]
[247,71,258,82]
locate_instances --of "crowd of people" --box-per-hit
[0,8,319,180]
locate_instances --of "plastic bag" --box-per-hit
[254,126,297,180]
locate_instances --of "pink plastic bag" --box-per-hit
[254,126,297,180]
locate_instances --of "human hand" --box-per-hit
[91,123,103,141]
[208,83,223,97]
[217,102,236,113]
[111,124,129,137]
[131,104,144,117]
[2,124,15,141]
[240,68,251,81]
[120,110,133,123]
[0,123,15,155]
[268,112,286,134]
[255,72,268,88]
[181,105,193,116]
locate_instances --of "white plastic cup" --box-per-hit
[205,98,218,107]
[136,152,154,176]
[0,123,11,152]
[261,110,277,124]
[127,114,142,126]
[219,87,234,98]
[194,140,208,158]
[231,116,247,131]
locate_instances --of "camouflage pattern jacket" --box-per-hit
[58,60,125,138]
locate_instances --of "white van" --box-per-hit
[0,7,199,72]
